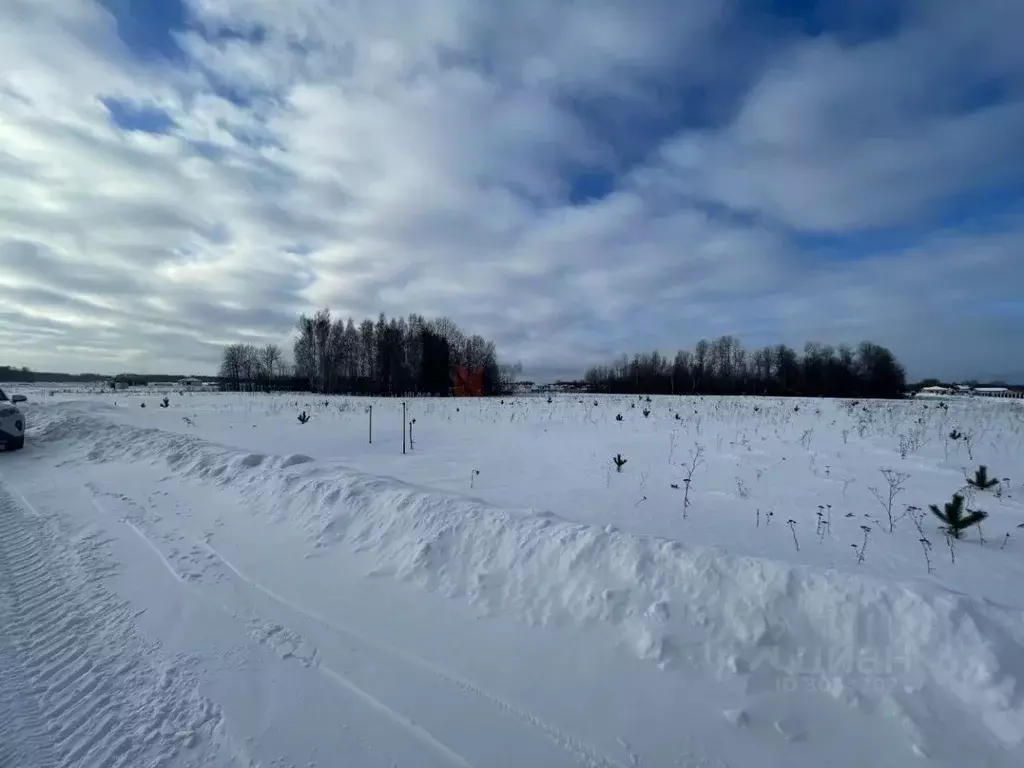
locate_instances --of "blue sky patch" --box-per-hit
[97,0,188,62]
[102,97,177,134]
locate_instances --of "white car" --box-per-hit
[0,386,27,451]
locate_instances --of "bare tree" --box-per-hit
[218,343,245,391]
[294,314,316,390]
[260,343,283,390]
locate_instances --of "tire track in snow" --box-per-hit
[0,481,225,768]
[200,540,629,768]
[195,540,478,768]
[88,485,476,768]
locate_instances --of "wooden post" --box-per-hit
[368,405,373,444]
[402,402,407,454]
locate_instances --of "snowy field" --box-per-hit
[2,384,1024,767]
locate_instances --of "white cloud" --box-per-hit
[0,0,1022,382]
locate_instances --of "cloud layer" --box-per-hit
[1,0,1022,381]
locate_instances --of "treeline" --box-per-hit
[584,337,907,399]
[219,310,515,396]
[0,365,106,383]
[217,342,295,392]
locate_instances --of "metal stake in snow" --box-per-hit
[368,404,373,444]
[403,402,407,454]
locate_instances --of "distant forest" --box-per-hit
[219,310,516,396]
[0,366,209,385]
[0,366,101,383]
[6,336,1013,401]
[584,337,909,399]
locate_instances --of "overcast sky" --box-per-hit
[1,0,1022,382]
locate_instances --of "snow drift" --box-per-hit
[31,406,1024,747]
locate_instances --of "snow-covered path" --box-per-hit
[2,396,1023,767]
[0,479,232,768]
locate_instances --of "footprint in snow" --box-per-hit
[248,620,318,667]
[774,719,805,742]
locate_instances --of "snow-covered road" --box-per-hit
[2,395,1023,767]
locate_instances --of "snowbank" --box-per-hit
[31,407,1024,746]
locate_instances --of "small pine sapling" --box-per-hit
[967,465,999,492]
[160,397,170,408]
[929,493,988,540]
[297,410,310,424]
[470,469,480,488]
[642,408,651,418]
[612,453,628,472]
[408,418,416,451]
[616,414,623,422]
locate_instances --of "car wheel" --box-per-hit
[5,437,24,451]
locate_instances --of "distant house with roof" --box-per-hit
[109,373,147,389]
[916,383,1024,399]
[915,385,951,397]
[973,387,1023,399]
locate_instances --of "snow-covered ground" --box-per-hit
[2,385,1024,767]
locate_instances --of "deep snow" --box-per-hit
[2,386,1023,767]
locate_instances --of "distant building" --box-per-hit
[915,385,951,397]
[178,377,203,388]
[973,387,1023,399]
[109,373,147,389]
[914,383,1022,399]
